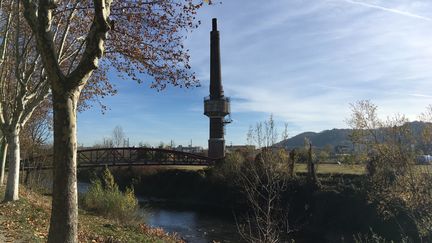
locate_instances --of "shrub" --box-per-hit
[81,167,139,223]
[211,151,245,181]
[237,115,291,243]
[348,100,432,241]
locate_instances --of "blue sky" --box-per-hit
[77,0,432,147]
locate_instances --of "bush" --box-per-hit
[210,151,245,181]
[81,167,139,223]
[354,229,409,243]
[348,100,432,241]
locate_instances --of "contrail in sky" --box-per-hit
[342,0,432,22]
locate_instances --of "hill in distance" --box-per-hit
[277,121,430,149]
[277,128,352,149]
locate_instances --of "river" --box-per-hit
[78,182,244,242]
[142,201,244,242]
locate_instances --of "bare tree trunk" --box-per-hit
[21,1,111,241]
[307,142,319,189]
[0,141,8,185]
[47,89,79,243]
[288,149,296,177]
[4,126,20,201]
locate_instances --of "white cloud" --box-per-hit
[341,0,432,21]
[185,0,432,140]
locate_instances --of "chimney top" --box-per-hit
[212,18,217,31]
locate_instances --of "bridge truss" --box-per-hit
[20,147,215,170]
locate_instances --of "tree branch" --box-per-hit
[23,0,65,85]
[67,0,112,88]
[57,1,79,61]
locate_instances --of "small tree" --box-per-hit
[238,115,290,243]
[0,0,51,201]
[112,125,125,147]
[419,105,432,154]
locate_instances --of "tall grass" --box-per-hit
[81,167,139,223]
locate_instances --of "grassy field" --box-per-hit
[106,163,432,177]
[294,164,432,175]
[112,162,432,176]
[295,163,366,175]
[145,165,207,171]
[137,164,367,175]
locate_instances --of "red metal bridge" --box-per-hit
[21,147,215,170]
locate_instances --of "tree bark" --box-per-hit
[0,141,8,185]
[47,88,79,243]
[21,1,111,241]
[4,127,20,201]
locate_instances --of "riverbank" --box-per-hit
[0,185,184,242]
[90,167,408,242]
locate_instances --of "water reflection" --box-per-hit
[78,182,90,193]
[79,182,244,242]
[143,204,245,243]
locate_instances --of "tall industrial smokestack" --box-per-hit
[204,18,231,161]
[210,18,223,99]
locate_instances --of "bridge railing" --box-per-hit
[19,147,215,170]
[77,147,214,166]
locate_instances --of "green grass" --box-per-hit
[295,163,366,175]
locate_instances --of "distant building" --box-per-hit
[175,145,204,154]
[226,145,256,153]
[417,155,432,165]
[335,144,352,154]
